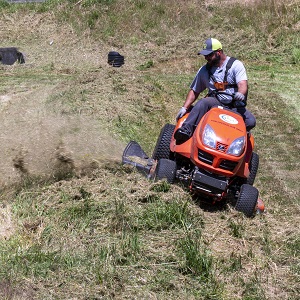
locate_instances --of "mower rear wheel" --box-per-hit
[247,152,259,185]
[155,158,177,184]
[152,124,175,160]
[235,184,258,217]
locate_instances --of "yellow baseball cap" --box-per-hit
[198,38,222,55]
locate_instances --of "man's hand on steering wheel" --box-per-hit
[176,107,187,121]
[234,92,245,102]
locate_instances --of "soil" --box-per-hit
[0,12,127,187]
[0,12,127,239]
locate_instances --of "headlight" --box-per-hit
[202,124,216,149]
[227,137,245,156]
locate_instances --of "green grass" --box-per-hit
[0,0,299,299]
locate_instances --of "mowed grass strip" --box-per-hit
[0,0,299,299]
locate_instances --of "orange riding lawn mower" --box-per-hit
[122,96,265,217]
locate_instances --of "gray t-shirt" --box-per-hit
[190,56,247,104]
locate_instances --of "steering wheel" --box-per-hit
[214,91,246,108]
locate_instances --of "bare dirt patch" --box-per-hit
[0,84,125,185]
[0,204,14,240]
[0,12,128,186]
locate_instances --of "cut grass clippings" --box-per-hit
[0,0,299,299]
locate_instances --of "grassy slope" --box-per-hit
[0,0,299,299]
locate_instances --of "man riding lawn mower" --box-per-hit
[122,38,265,217]
[174,38,256,143]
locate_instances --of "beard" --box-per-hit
[208,53,221,66]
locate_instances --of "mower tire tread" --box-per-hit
[235,184,259,217]
[247,152,259,185]
[155,158,177,184]
[152,124,175,160]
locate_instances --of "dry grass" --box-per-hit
[0,1,299,299]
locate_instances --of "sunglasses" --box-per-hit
[206,50,219,58]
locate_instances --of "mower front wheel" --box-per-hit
[247,152,259,185]
[235,184,259,217]
[155,158,177,184]
[152,124,175,160]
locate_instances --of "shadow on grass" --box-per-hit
[191,194,229,214]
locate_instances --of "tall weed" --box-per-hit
[177,231,213,280]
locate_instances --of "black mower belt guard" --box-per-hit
[122,141,156,178]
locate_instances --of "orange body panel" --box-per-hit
[170,107,254,178]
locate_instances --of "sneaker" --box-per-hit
[174,127,191,142]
